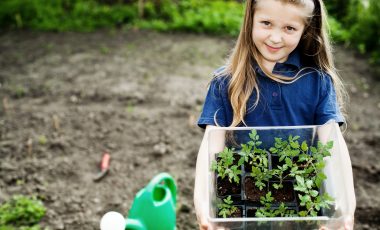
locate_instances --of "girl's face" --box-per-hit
[252,0,308,71]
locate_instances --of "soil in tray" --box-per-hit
[244,177,266,202]
[269,181,295,203]
[246,207,258,217]
[217,176,241,197]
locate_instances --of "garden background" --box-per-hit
[0,0,379,229]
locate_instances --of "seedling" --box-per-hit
[238,130,266,166]
[250,157,271,190]
[239,130,271,190]
[211,147,242,184]
[269,136,309,189]
[217,196,238,218]
[294,175,334,217]
[295,141,333,188]
[255,192,295,217]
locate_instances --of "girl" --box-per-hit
[194,0,356,229]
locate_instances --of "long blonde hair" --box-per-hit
[219,0,348,127]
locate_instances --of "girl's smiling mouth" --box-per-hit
[265,44,282,52]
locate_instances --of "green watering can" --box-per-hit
[100,173,177,230]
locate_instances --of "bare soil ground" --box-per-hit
[0,30,379,229]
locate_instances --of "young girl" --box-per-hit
[194,0,356,229]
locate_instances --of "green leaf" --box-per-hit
[219,209,228,218]
[223,196,233,205]
[294,185,306,192]
[310,146,317,154]
[290,149,300,157]
[314,180,322,189]
[310,210,318,216]
[326,141,334,149]
[315,161,325,170]
[285,157,293,167]
[301,141,308,151]
[310,190,319,197]
[270,147,277,153]
[255,210,266,217]
[290,141,299,149]
[306,179,313,189]
[262,156,268,167]
[211,160,217,171]
[296,175,305,186]
[299,211,308,217]
[300,195,311,206]
[238,157,245,167]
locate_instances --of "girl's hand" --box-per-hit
[195,199,213,230]
[319,215,354,230]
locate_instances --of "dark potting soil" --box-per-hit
[217,176,241,197]
[244,177,266,202]
[271,155,281,169]
[232,206,243,218]
[246,207,258,217]
[269,181,295,203]
[244,161,252,173]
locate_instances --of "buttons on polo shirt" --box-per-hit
[270,87,282,110]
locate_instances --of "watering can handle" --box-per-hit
[147,172,176,204]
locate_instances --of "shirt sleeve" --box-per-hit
[197,77,228,129]
[314,73,345,126]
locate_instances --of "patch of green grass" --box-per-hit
[0,195,46,227]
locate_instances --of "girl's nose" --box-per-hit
[269,31,282,44]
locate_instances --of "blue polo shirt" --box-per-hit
[197,50,344,129]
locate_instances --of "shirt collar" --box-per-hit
[253,49,302,77]
[274,49,301,71]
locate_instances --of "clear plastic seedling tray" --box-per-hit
[207,123,351,230]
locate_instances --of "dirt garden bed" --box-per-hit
[0,29,379,229]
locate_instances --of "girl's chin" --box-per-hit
[261,55,287,64]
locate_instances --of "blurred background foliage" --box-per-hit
[0,0,379,71]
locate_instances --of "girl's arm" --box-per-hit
[335,123,356,229]
[194,125,225,230]
[318,122,356,230]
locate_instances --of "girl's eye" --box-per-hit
[286,26,296,31]
[261,21,271,26]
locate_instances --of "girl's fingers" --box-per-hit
[199,223,208,230]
